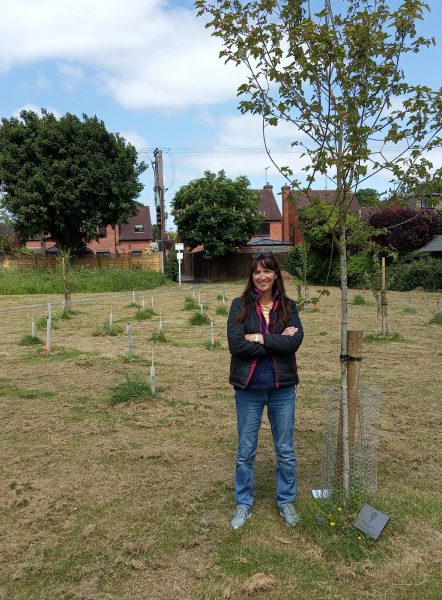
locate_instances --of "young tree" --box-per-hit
[171,170,263,258]
[196,0,442,499]
[0,110,147,255]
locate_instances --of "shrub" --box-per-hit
[148,331,168,343]
[110,371,157,405]
[183,296,199,310]
[92,324,124,336]
[352,294,368,305]
[134,308,156,320]
[18,335,43,346]
[202,340,222,349]
[428,313,442,325]
[369,207,442,253]
[165,251,179,282]
[216,305,229,316]
[188,312,210,326]
[387,254,442,291]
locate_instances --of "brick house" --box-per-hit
[282,187,363,245]
[23,205,153,256]
[87,206,154,256]
[251,184,285,241]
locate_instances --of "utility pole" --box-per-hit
[153,148,166,252]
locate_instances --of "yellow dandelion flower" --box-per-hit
[338,508,342,511]
[328,514,332,517]
[330,522,336,526]
[358,536,362,540]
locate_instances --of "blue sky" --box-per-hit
[1,0,442,230]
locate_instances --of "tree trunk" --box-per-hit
[339,218,350,503]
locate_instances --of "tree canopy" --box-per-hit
[171,170,263,258]
[0,110,147,254]
[354,188,381,207]
[369,207,442,254]
[297,202,368,256]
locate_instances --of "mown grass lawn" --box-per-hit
[0,280,441,599]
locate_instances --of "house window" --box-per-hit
[99,225,107,237]
[132,249,142,256]
[134,224,144,232]
[96,250,110,257]
[255,222,270,236]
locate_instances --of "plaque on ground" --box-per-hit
[352,504,390,540]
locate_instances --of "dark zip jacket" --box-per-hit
[227,289,304,389]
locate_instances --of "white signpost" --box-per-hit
[175,243,184,286]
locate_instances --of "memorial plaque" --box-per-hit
[353,504,390,540]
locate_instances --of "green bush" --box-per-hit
[183,296,199,310]
[92,324,124,337]
[164,251,179,282]
[387,254,442,291]
[202,340,222,349]
[428,312,442,325]
[110,371,158,405]
[352,294,368,305]
[18,335,43,346]
[148,331,168,343]
[134,308,156,320]
[0,266,168,295]
[188,312,209,326]
[216,305,229,316]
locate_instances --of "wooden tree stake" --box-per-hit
[381,256,386,337]
[347,330,363,473]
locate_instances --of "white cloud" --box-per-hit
[11,104,62,119]
[0,0,245,111]
[179,112,309,179]
[120,130,149,151]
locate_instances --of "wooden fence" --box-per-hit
[182,251,289,281]
[0,253,164,273]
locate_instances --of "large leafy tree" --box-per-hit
[354,188,381,207]
[171,170,263,258]
[297,202,368,255]
[196,0,442,499]
[0,110,147,254]
[369,207,442,253]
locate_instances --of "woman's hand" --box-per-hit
[282,327,298,336]
[245,333,264,344]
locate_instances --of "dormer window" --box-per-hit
[134,225,144,232]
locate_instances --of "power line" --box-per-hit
[141,146,440,154]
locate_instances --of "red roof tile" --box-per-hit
[118,205,153,241]
[253,188,282,221]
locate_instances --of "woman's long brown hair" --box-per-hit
[234,253,292,329]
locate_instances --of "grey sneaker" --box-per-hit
[279,503,300,526]
[231,505,252,529]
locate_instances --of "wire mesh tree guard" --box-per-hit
[321,384,382,505]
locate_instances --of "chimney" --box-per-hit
[263,183,273,190]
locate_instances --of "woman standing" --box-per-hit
[227,252,304,529]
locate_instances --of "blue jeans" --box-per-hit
[234,386,296,508]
